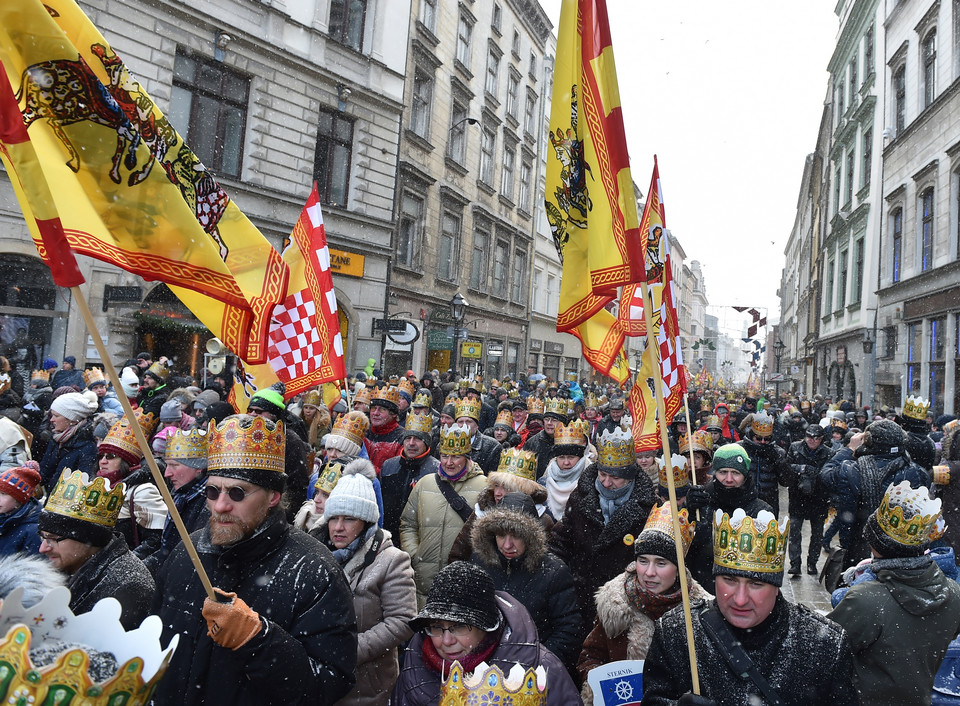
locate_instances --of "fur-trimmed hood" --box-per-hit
[472,507,547,572]
[0,552,67,607]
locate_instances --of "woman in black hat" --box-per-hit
[392,561,582,705]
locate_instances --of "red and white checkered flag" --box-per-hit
[266,185,345,393]
[657,257,686,419]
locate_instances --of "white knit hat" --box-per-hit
[323,432,362,457]
[323,464,379,524]
[120,366,140,398]
[50,390,98,422]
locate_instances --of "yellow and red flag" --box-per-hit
[0,0,287,364]
[233,186,347,410]
[619,157,666,337]
[629,345,660,452]
[546,0,641,384]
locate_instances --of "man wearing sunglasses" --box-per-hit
[151,413,357,706]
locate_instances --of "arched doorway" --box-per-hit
[135,285,212,380]
[0,255,68,387]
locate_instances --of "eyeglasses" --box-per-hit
[98,452,119,461]
[205,485,265,503]
[38,532,65,546]
[423,623,473,637]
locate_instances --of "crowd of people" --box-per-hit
[0,353,958,704]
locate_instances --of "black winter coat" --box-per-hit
[380,452,439,538]
[470,506,581,667]
[548,464,656,639]
[68,534,155,631]
[283,426,312,524]
[137,383,169,419]
[39,420,98,494]
[741,436,789,512]
[470,432,502,474]
[140,475,209,576]
[643,595,859,705]
[781,439,834,518]
[151,511,358,706]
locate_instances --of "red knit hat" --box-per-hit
[0,461,41,505]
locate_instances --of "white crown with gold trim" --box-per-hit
[441,661,546,706]
[876,480,944,545]
[903,395,931,422]
[657,453,690,489]
[0,585,178,705]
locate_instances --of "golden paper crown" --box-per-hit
[596,426,636,470]
[491,379,501,389]
[680,430,714,456]
[445,391,459,406]
[543,397,568,418]
[315,461,344,495]
[495,409,514,427]
[45,470,125,528]
[144,361,169,381]
[353,387,373,406]
[413,389,433,407]
[207,416,285,474]
[934,464,951,486]
[641,502,696,555]
[495,448,537,481]
[875,480,943,546]
[508,388,520,399]
[454,398,482,422]
[657,453,690,488]
[30,369,50,383]
[372,386,401,408]
[713,509,789,574]
[83,367,106,387]
[441,661,546,706]
[565,371,578,382]
[704,415,722,431]
[547,381,558,390]
[100,410,159,463]
[583,393,600,408]
[903,395,931,422]
[302,390,321,408]
[165,428,209,461]
[553,420,588,447]
[0,585,178,706]
[831,418,848,431]
[404,410,434,436]
[331,411,370,447]
[527,397,545,414]
[750,412,774,437]
[439,423,472,456]
[398,378,416,398]
[456,377,473,391]
[364,377,378,388]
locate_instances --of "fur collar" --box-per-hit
[471,508,546,572]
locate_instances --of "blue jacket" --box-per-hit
[832,546,959,607]
[0,499,41,556]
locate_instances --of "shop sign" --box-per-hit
[544,341,564,354]
[427,329,453,349]
[329,248,365,278]
[529,339,542,351]
[461,341,483,359]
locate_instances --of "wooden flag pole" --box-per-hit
[683,394,698,487]
[638,279,700,694]
[72,286,216,600]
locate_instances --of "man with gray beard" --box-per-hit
[151,414,357,705]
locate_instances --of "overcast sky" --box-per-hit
[539,1,839,335]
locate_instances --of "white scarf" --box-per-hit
[543,455,587,519]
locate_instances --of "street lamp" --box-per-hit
[773,339,785,403]
[450,292,467,376]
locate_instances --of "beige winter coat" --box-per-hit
[399,464,486,607]
[336,527,417,706]
[578,563,712,704]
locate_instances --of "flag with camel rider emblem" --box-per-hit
[0,0,288,364]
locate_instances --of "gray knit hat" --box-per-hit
[324,465,379,524]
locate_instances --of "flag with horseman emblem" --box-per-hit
[546,0,642,384]
[0,0,288,364]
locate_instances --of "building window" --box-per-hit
[511,248,526,302]
[852,238,864,303]
[845,150,855,206]
[397,192,424,268]
[833,162,842,215]
[923,29,937,109]
[170,52,249,178]
[529,51,538,79]
[518,159,532,212]
[329,0,366,52]
[861,128,872,188]
[457,13,474,70]
[865,25,874,74]
[486,47,501,97]
[921,187,934,271]
[500,146,515,201]
[884,325,898,358]
[892,207,903,282]
[835,78,845,123]
[493,239,509,292]
[438,210,461,281]
[448,99,469,164]
[907,322,922,395]
[492,3,502,33]
[512,29,521,56]
[838,248,848,310]
[411,69,433,138]
[533,268,543,311]
[894,65,906,134]
[506,72,520,120]
[524,90,537,135]
[480,125,496,185]
[313,109,353,207]
[930,317,947,409]
[419,0,437,32]
[825,258,834,314]
[470,220,490,290]
[849,56,858,99]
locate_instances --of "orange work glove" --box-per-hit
[201,589,262,650]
